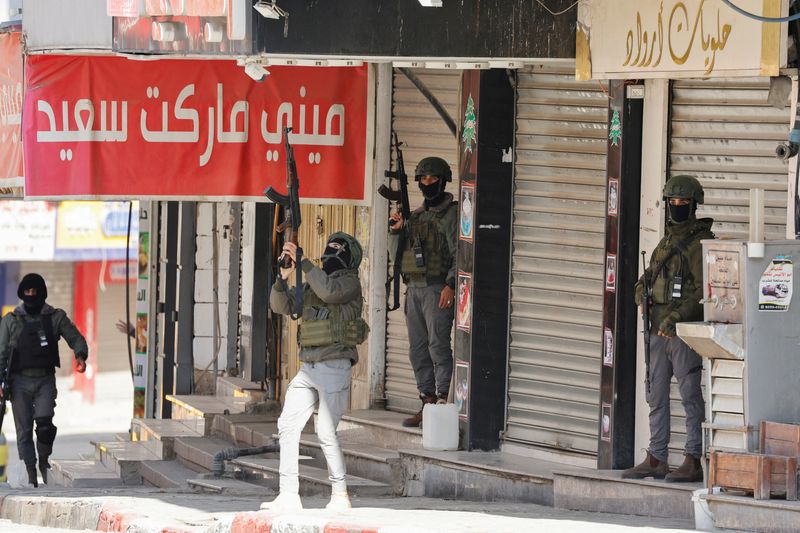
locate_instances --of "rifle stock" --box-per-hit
[383,132,410,311]
[264,127,303,319]
[641,251,652,396]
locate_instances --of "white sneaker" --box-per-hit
[325,492,352,511]
[260,492,303,512]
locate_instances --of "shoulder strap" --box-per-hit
[649,229,704,282]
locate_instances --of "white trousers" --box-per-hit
[277,358,352,494]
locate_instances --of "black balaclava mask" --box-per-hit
[419,177,447,205]
[18,273,48,315]
[668,200,695,223]
[321,238,352,275]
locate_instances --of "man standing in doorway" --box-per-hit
[623,175,714,483]
[389,157,458,428]
[0,273,88,487]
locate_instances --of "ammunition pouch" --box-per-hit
[299,317,369,348]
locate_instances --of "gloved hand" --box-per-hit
[634,278,644,306]
[658,311,682,337]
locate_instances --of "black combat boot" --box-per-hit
[26,463,39,488]
[621,451,668,480]
[402,393,437,428]
[39,458,51,485]
[665,454,703,483]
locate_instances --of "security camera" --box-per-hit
[244,62,270,82]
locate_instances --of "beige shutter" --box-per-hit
[384,68,461,412]
[667,77,789,465]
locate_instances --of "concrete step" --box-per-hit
[95,441,159,484]
[707,492,800,532]
[337,409,423,450]
[216,376,269,404]
[399,448,563,504]
[553,469,700,520]
[188,475,272,496]
[294,433,403,494]
[131,418,204,459]
[173,436,241,473]
[211,413,279,447]
[232,456,393,497]
[139,459,203,489]
[166,394,249,433]
[50,459,124,488]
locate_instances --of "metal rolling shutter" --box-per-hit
[385,68,460,413]
[96,283,136,373]
[505,62,608,456]
[671,78,789,240]
[668,78,789,465]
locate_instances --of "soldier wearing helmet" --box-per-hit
[265,232,368,512]
[623,175,715,483]
[389,156,458,428]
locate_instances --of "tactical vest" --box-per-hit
[649,226,713,306]
[11,314,60,372]
[298,285,369,348]
[401,203,455,280]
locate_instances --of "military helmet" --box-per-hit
[662,175,704,204]
[414,157,452,182]
[325,231,363,269]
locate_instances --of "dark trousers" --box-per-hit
[10,372,58,466]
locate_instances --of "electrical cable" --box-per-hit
[795,154,800,238]
[534,0,578,17]
[721,0,800,23]
[125,202,135,384]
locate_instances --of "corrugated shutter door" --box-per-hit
[505,62,607,457]
[96,283,136,373]
[385,68,460,413]
[671,78,789,240]
[668,78,789,465]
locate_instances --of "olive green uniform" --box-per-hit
[635,215,714,461]
[389,192,458,398]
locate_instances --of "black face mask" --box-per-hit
[419,180,445,202]
[22,294,45,315]
[321,240,352,275]
[668,202,693,223]
[18,273,48,315]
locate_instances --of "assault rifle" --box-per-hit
[640,252,652,396]
[379,132,411,312]
[264,127,303,319]
[0,352,12,434]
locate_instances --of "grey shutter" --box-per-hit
[505,61,608,457]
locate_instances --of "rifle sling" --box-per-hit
[647,229,703,287]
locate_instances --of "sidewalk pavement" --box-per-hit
[0,487,695,533]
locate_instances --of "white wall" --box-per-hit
[634,79,670,459]
[193,202,231,370]
[0,0,21,24]
[24,0,111,51]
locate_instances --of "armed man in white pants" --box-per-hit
[262,232,368,512]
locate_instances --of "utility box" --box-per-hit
[677,240,800,454]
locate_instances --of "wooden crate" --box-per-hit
[709,451,798,500]
[761,421,800,457]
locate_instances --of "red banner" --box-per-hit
[23,56,371,203]
[0,32,23,187]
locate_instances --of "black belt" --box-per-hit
[14,367,55,378]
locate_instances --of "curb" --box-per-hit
[230,512,382,533]
[0,495,393,533]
